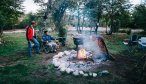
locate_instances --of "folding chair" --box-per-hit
[40,41,50,54]
[138,37,146,51]
[123,34,139,55]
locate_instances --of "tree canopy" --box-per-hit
[0,0,23,35]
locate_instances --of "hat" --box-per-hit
[31,21,36,24]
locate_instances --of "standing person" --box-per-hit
[26,21,40,57]
[95,22,99,34]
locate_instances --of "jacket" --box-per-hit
[26,26,36,41]
[42,35,55,42]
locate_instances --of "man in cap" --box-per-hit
[26,21,40,56]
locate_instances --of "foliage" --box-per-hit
[0,0,23,34]
[133,4,146,31]
[19,13,39,28]
[84,0,132,33]
[85,0,104,23]
[58,27,67,37]
[33,0,78,36]
[104,0,131,33]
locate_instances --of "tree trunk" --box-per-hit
[0,27,3,37]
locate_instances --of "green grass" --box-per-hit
[103,33,129,54]
[0,33,27,57]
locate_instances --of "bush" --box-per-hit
[58,28,67,37]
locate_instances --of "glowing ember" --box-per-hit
[77,48,87,59]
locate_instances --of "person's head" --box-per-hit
[44,31,49,35]
[31,21,36,27]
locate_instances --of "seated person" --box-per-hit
[42,31,57,52]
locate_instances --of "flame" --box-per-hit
[78,48,86,59]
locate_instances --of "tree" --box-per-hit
[85,0,104,34]
[103,0,131,34]
[133,4,146,31]
[0,0,23,36]
[34,0,78,36]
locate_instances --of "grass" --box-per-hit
[0,32,145,84]
[0,33,27,57]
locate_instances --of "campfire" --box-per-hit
[52,35,113,77]
[77,48,87,60]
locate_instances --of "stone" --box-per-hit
[99,70,109,76]
[89,72,93,76]
[66,68,72,74]
[93,73,97,77]
[64,51,71,55]
[58,63,66,69]
[83,73,88,77]
[79,71,84,75]
[54,61,60,67]
[53,55,59,58]
[73,70,79,76]
[58,52,64,57]
[60,67,66,72]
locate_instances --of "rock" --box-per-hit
[58,63,66,69]
[73,70,79,76]
[71,50,76,54]
[53,58,59,62]
[93,73,97,77]
[54,61,60,67]
[70,69,74,72]
[60,67,66,72]
[79,71,84,75]
[64,51,71,55]
[53,55,59,58]
[58,52,64,57]
[66,68,72,74]
[99,70,109,76]
[83,73,88,77]
[89,72,93,76]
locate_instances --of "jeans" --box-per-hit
[28,38,40,56]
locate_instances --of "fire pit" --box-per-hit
[53,50,99,77]
[52,35,112,77]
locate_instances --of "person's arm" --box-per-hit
[50,36,55,40]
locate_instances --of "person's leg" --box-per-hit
[28,41,32,57]
[32,38,40,53]
[47,43,53,52]
[52,42,57,51]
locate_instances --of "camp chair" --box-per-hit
[40,39,60,53]
[138,37,146,50]
[40,41,50,53]
[123,34,139,55]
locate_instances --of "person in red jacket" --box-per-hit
[26,21,40,56]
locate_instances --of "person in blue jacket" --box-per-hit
[42,31,57,52]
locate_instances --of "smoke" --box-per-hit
[76,32,108,62]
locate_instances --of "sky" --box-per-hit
[23,0,41,14]
[23,0,141,14]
